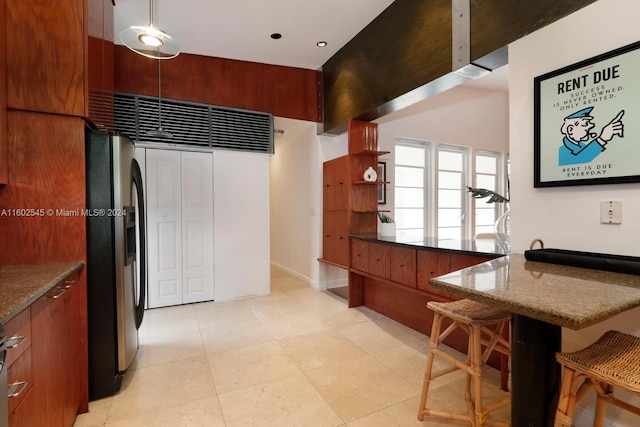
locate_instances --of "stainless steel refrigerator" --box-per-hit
[86,130,146,400]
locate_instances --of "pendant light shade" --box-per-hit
[119,0,180,59]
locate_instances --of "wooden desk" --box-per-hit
[429,254,640,427]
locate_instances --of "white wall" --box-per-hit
[214,150,270,301]
[509,1,640,424]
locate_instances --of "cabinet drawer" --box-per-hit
[323,211,349,266]
[369,243,390,279]
[351,239,369,272]
[417,250,454,298]
[390,246,416,287]
[4,307,31,367]
[8,347,33,415]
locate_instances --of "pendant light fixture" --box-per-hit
[119,0,180,59]
[147,58,173,138]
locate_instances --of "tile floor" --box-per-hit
[74,267,510,426]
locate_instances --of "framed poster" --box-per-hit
[534,41,640,187]
[377,162,386,204]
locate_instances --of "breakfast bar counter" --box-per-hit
[429,253,640,426]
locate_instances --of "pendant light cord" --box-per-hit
[148,0,155,28]
[158,57,163,129]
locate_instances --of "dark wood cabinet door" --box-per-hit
[351,239,369,272]
[323,211,349,267]
[390,246,416,287]
[450,253,493,271]
[0,0,6,184]
[417,250,452,297]
[323,156,349,211]
[369,243,390,279]
[6,0,86,116]
[30,287,65,427]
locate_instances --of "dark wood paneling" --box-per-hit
[0,0,7,184]
[0,111,86,265]
[322,0,597,133]
[322,211,349,267]
[351,239,369,272]
[390,246,416,287]
[369,243,390,279]
[5,0,85,116]
[114,46,321,123]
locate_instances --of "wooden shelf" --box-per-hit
[352,150,390,156]
[353,180,390,185]
[318,257,349,270]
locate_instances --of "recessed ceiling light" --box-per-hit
[271,33,282,40]
[317,41,327,47]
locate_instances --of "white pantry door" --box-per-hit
[146,149,214,308]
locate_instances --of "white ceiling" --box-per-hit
[114,0,394,70]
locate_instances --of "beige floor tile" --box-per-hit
[195,304,260,330]
[190,299,249,312]
[106,356,216,423]
[104,397,225,427]
[337,320,406,354]
[139,307,200,337]
[74,397,113,427]
[305,354,417,422]
[130,329,205,370]
[200,318,275,354]
[218,372,343,427]
[257,311,331,340]
[347,396,455,427]
[372,316,428,344]
[246,296,310,318]
[207,341,300,393]
[280,329,366,371]
[318,306,375,329]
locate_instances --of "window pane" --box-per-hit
[475,174,495,190]
[439,227,461,240]
[438,208,461,226]
[438,189,461,208]
[439,151,462,171]
[439,171,461,189]
[475,208,495,227]
[396,145,425,167]
[396,208,424,229]
[396,166,424,187]
[475,225,495,235]
[396,187,424,208]
[476,155,497,174]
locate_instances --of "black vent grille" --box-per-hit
[114,93,274,153]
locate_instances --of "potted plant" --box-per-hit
[377,212,396,236]
[466,186,510,246]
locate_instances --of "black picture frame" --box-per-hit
[534,40,640,187]
[377,162,386,204]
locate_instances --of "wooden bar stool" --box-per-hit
[418,299,511,427]
[554,330,640,427]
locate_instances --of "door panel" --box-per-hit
[181,152,214,304]
[146,149,214,307]
[146,150,182,308]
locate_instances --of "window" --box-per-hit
[394,140,507,240]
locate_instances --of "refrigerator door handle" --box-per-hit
[132,158,146,330]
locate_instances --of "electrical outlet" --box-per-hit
[600,200,622,224]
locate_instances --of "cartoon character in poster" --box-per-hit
[559,107,624,166]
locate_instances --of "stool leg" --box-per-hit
[593,382,613,427]
[471,324,484,427]
[554,366,576,427]
[418,312,441,421]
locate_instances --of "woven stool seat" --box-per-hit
[428,299,512,326]
[418,299,511,427]
[555,330,640,427]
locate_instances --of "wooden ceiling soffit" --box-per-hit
[320,0,598,135]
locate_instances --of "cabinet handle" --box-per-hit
[399,264,405,267]
[338,237,343,240]
[376,258,381,262]
[325,184,330,187]
[6,335,27,349]
[51,287,67,299]
[325,234,330,238]
[339,181,344,185]
[63,279,77,289]
[8,381,28,399]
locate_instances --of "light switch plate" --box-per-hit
[600,200,622,224]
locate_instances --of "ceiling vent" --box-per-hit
[114,93,274,154]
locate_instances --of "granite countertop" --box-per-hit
[350,233,509,257]
[0,262,84,324]
[429,253,640,330]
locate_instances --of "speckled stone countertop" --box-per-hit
[0,262,84,325]
[429,253,640,330]
[350,233,509,257]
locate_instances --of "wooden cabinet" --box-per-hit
[321,120,388,268]
[417,250,452,297]
[5,308,32,418]
[22,269,84,427]
[322,211,350,267]
[4,0,113,127]
[369,243,390,279]
[390,246,416,287]
[351,238,369,272]
[0,0,6,184]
